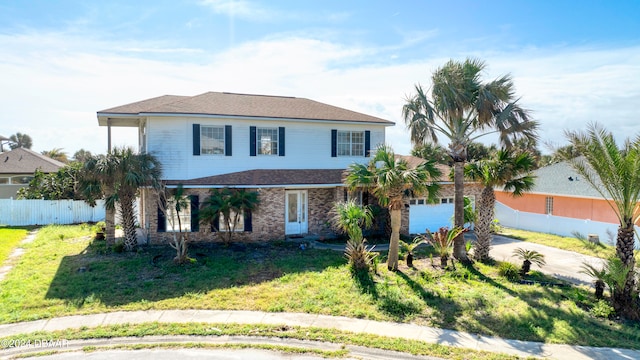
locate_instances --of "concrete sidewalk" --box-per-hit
[1,310,638,360]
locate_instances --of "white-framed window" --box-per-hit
[347,190,363,206]
[219,211,245,232]
[337,131,364,156]
[545,196,554,215]
[11,176,33,184]
[409,199,416,205]
[201,125,225,155]
[166,205,191,232]
[440,197,454,204]
[0,177,9,185]
[257,128,278,155]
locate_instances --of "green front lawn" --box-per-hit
[1,224,639,349]
[0,227,29,264]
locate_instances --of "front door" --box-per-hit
[285,190,308,235]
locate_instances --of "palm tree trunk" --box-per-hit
[119,194,138,251]
[474,186,495,261]
[452,160,468,261]
[387,207,401,271]
[614,224,639,319]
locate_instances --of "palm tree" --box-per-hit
[199,188,260,245]
[512,248,546,275]
[72,149,93,163]
[403,58,538,261]
[464,149,536,261]
[161,184,191,264]
[566,123,640,319]
[331,200,375,271]
[42,148,69,163]
[9,132,33,149]
[344,145,440,271]
[81,147,162,251]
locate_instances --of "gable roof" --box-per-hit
[0,148,65,174]
[511,160,603,198]
[166,169,346,187]
[98,92,393,126]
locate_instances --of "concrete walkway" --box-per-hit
[1,310,639,360]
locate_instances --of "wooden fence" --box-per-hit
[0,199,105,226]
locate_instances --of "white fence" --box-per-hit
[0,199,105,226]
[495,201,640,247]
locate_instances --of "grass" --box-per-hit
[1,224,639,350]
[0,227,29,264]
[498,228,640,265]
[2,322,523,360]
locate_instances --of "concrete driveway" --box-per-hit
[488,234,605,286]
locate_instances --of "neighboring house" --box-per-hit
[97,91,480,244]
[494,160,628,241]
[496,160,616,223]
[0,147,65,199]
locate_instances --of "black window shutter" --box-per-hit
[225,125,232,156]
[363,191,369,205]
[250,126,257,156]
[211,214,219,232]
[157,202,166,233]
[190,195,199,232]
[193,124,201,156]
[343,189,348,202]
[244,210,252,232]
[278,127,285,156]
[331,129,337,157]
[364,130,371,157]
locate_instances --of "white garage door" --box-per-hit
[409,197,454,234]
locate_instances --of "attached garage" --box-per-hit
[408,197,454,234]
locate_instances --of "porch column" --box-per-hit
[107,118,112,153]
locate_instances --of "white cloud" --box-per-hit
[2,29,640,158]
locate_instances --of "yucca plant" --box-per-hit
[512,248,546,275]
[580,262,607,299]
[419,226,465,268]
[400,237,427,267]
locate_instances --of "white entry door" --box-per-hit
[285,190,308,235]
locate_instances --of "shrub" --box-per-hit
[590,299,615,319]
[498,261,520,281]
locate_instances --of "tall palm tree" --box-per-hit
[566,123,640,319]
[9,132,33,149]
[403,58,538,261]
[81,147,162,251]
[344,145,440,271]
[465,149,536,261]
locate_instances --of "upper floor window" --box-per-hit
[193,124,232,157]
[257,128,279,155]
[331,129,370,158]
[201,126,225,155]
[250,126,285,157]
[337,131,364,156]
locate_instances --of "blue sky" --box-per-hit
[1,0,640,156]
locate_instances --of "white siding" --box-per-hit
[145,116,388,180]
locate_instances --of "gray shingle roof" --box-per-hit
[98,92,393,125]
[526,160,603,198]
[0,148,65,174]
[166,169,346,187]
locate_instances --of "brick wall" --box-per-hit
[144,186,339,244]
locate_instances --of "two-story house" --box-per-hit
[97,91,394,243]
